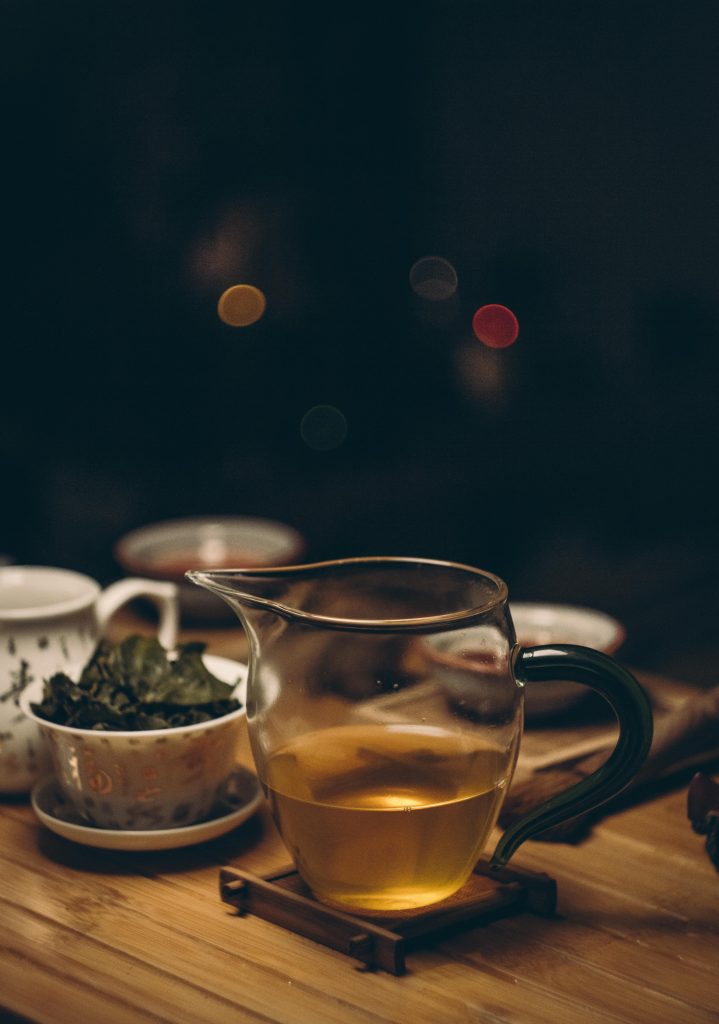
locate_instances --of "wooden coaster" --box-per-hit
[219,861,556,974]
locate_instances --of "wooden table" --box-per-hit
[2,615,718,1024]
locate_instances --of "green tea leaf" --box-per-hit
[31,636,241,731]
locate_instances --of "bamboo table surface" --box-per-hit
[2,613,718,1024]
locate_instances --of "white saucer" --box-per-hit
[29,654,262,850]
[510,603,625,654]
[31,765,263,851]
[510,602,626,719]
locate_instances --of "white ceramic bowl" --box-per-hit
[114,516,305,622]
[20,660,247,830]
[510,602,625,719]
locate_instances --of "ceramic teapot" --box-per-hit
[0,565,178,794]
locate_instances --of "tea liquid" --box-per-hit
[264,723,512,911]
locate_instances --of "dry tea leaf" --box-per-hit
[32,636,241,731]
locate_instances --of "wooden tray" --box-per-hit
[219,860,556,974]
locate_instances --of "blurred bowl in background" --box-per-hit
[511,602,626,720]
[114,516,305,623]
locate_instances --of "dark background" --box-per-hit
[2,1,718,680]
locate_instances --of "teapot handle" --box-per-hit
[491,644,653,867]
[95,578,179,652]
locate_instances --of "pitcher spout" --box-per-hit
[185,568,294,619]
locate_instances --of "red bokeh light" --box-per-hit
[472,304,519,349]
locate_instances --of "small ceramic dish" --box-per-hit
[511,602,626,719]
[31,764,262,850]
[21,655,249,830]
[114,516,305,623]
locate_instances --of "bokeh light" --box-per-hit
[217,284,267,327]
[471,304,519,348]
[300,405,348,451]
[409,256,458,301]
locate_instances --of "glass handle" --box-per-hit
[491,644,654,868]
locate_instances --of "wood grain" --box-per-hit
[2,626,717,1023]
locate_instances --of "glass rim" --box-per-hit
[187,555,509,632]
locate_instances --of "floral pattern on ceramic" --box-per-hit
[21,677,245,829]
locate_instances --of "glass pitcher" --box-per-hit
[188,557,652,913]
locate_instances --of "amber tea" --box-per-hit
[264,723,513,912]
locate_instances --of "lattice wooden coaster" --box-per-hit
[219,861,556,974]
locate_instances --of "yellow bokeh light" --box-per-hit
[217,284,267,327]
